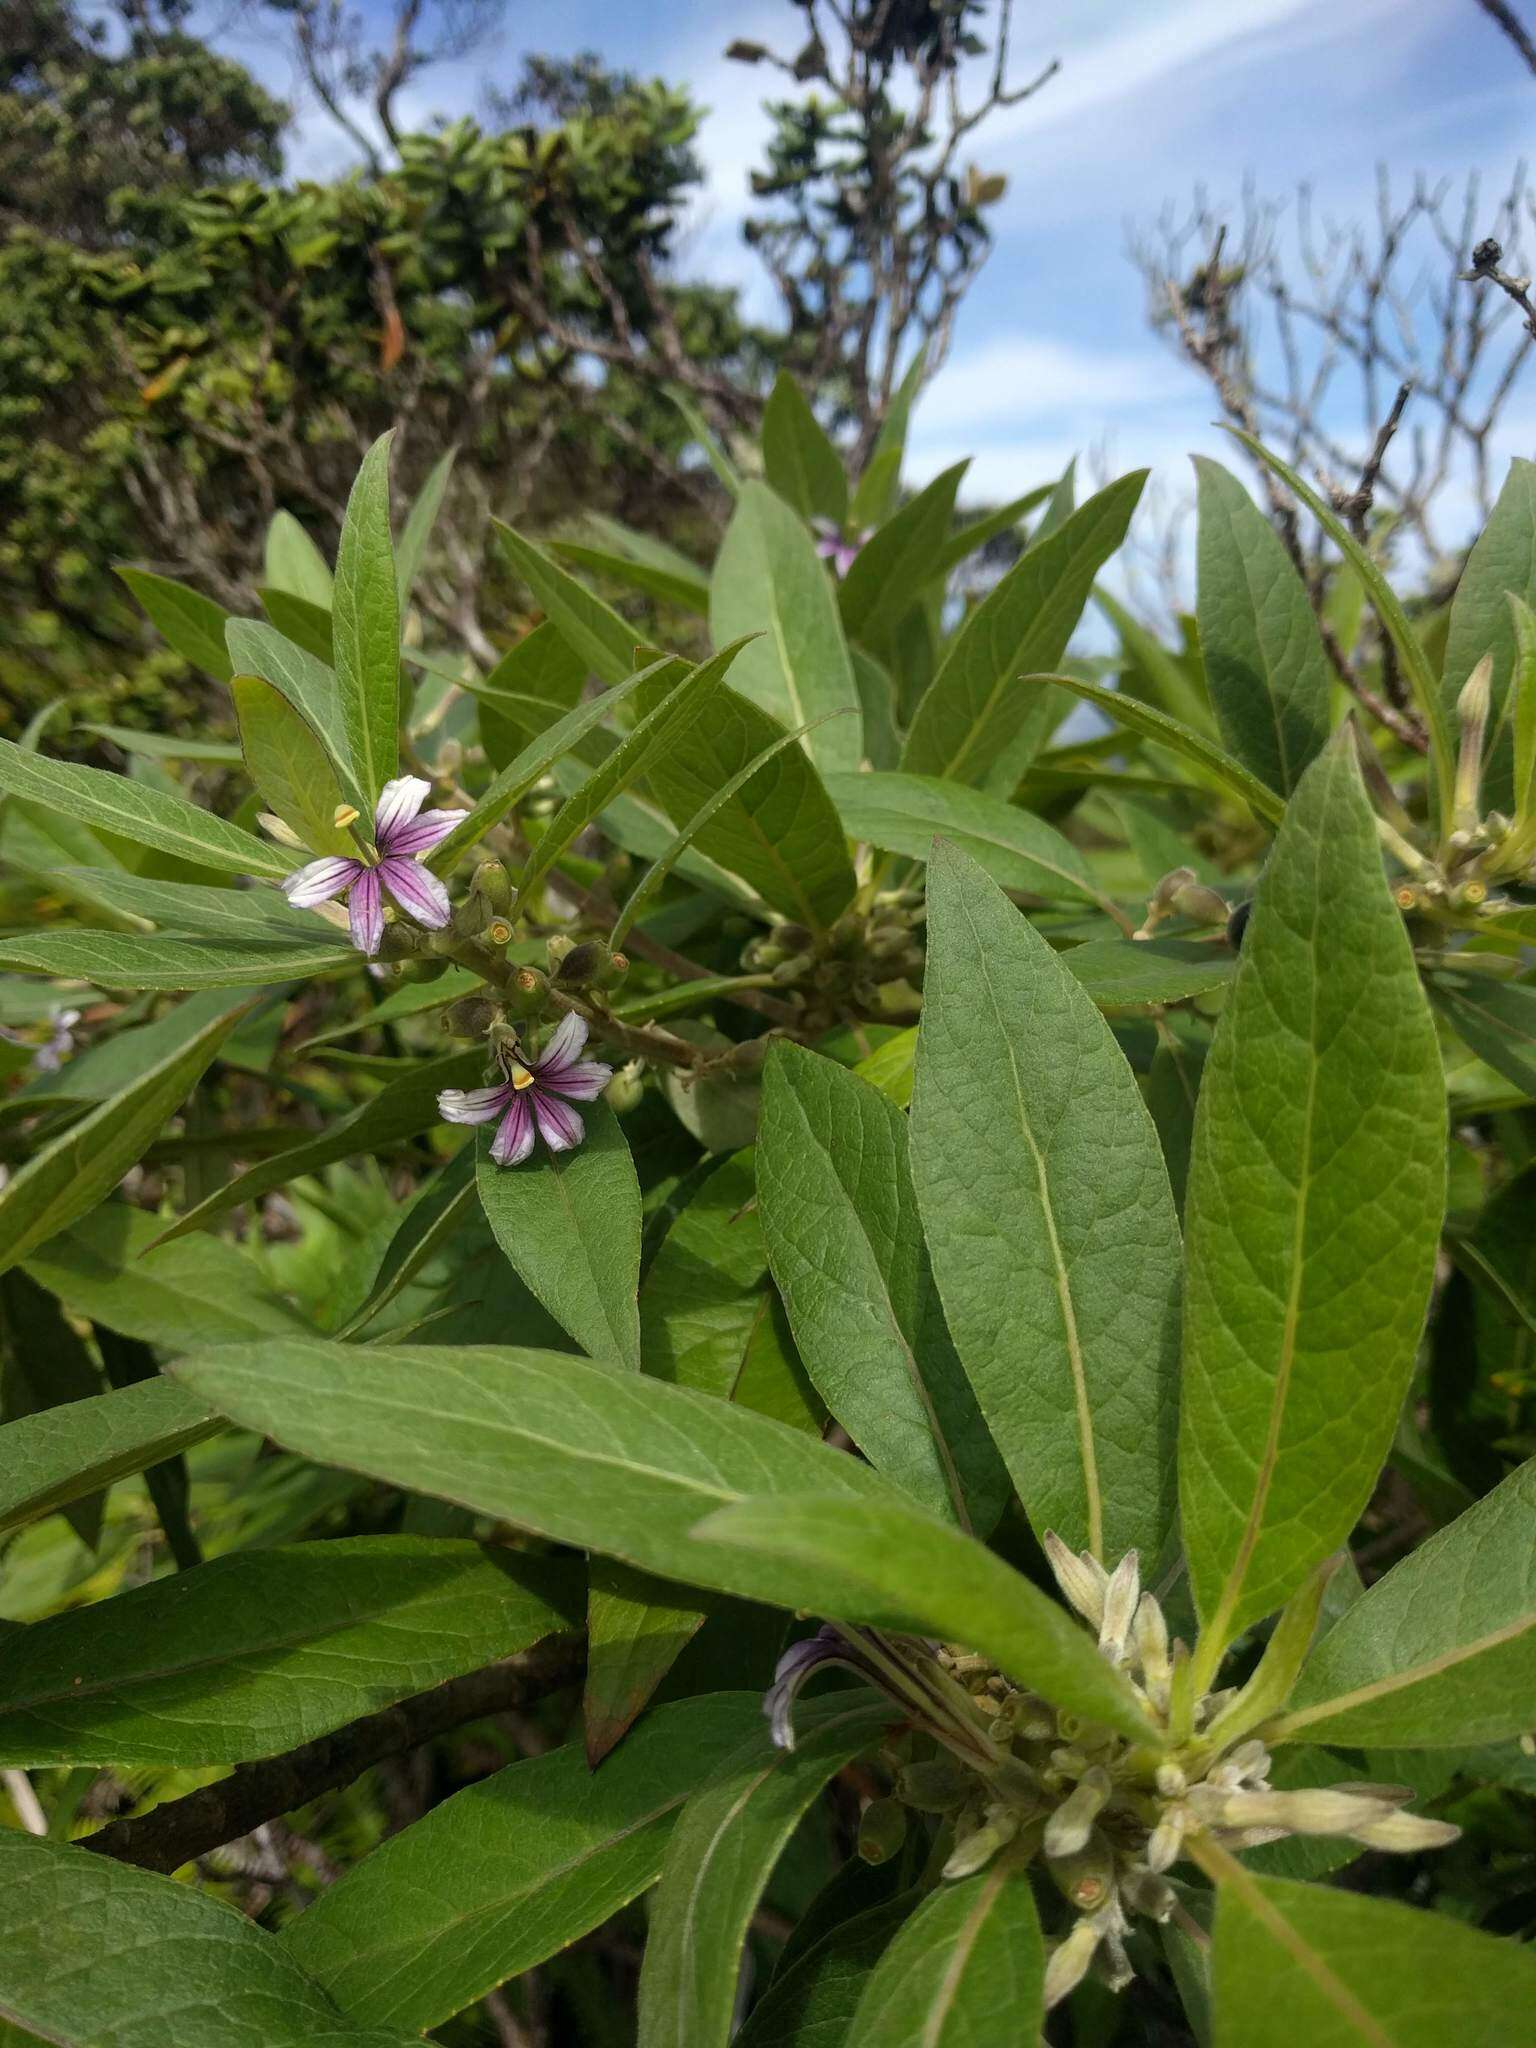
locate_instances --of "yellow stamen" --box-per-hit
[334,803,361,830]
[509,1062,536,1091]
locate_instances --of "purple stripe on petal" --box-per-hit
[380,856,451,929]
[546,1059,612,1103]
[385,810,461,857]
[490,1090,535,1166]
[532,1088,584,1153]
[348,867,384,954]
[281,855,361,907]
[373,776,432,845]
[536,1011,588,1077]
[438,1083,514,1125]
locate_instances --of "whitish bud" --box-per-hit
[1132,1595,1172,1712]
[1042,1531,1108,1628]
[1455,652,1494,832]
[1145,1806,1187,1874]
[1151,865,1198,910]
[1189,1785,1398,1835]
[1154,1761,1186,1799]
[1098,1551,1140,1663]
[605,1060,645,1114]
[258,811,307,850]
[1348,1811,1461,1854]
[1045,1766,1112,1858]
[942,1809,1017,1880]
[1120,1867,1177,1921]
[1169,879,1231,926]
[1044,1917,1102,2009]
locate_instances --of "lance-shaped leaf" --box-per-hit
[0,1539,580,1767]
[735,1894,919,2048]
[0,736,291,877]
[261,585,334,664]
[518,647,741,899]
[1440,458,1536,815]
[1194,456,1331,795]
[1208,1863,1536,2047]
[1431,975,1536,1100]
[0,1377,218,1540]
[710,480,863,775]
[1025,671,1286,823]
[395,444,456,605]
[41,869,329,943]
[153,1049,481,1244]
[226,617,362,809]
[758,1042,1008,1531]
[846,1857,1044,2048]
[0,1831,419,2048]
[1179,734,1446,1663]
[0,991,251,1276]
[900,473,1146,792]
[926,482,1055,585]
[839,462,967,643]
[115,566,233,681]
[476,1100,642,1367]
[495,520,641,683]
[0,929,353,988]
[583,1557,707,1767]
[1063,937,1236,1008]
[762,371,849,523]
[1273,1457,1536,1748]
[698,1494,1160,1743]
[635,681,857,931]
[638,1698,895,2048]
[910,842,1181,1563]
[551,539,709,614]
[282,1693,761,2033]
[167,1338,905,1615]
[265,508,334,604]
[233,673,354,858]
[332,429,401,804]
[827,768,1101,905]
[6,988,268,1118]
[337,1144,478,1337]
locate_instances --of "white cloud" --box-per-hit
[913,335,1186,437]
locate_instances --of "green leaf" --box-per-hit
[1274,1457,1536,1748]
[0,1538,578,1767]
[25,1204,312,1349]
[0,1378,217,1540]
[77,724,243,765]
[697,1494,1160,1743]
[336,1145,478,1337]
[925,483,1055,586]
[282,1694,761,2034]
[476,1100,641,1366]
[734,1894,918,2048]
[226,618,361,809]
[1229,426,1457,822]
[1510,591,1536,830]
[0,1831,418,2047]
[396,445,456,606]
[1431,975,1536,1099]
[0,930,354,989]
[1208,1864,1536,2047]
[1194,456,1331,795]
[900,473,1146,791]
[1098,583,1216,738]
[260,585,334,665]
[910,842,1182,1562]
[1179,734,1446,1663]
[1027,671,1286,823]
[0,1268,106,1548]
[759,1043,1008,1530]
[495,520,642,684]
[762,372,848,524]
[638,1698,895,2048]
[115,567,233,682]
[853,645,903,770]
[668,386,742,496]
[154,1049,480,1244]
[332,430,401,804]
[637,680,857,930]
[859,348,926,523]
[233,673,354,857]
[840,463,967,642]
[846,1858,1044,2047]
[583,1557,706,1766]
[431,665,654,872]
[1062,937,1236,1007]
[550,539,709,615]
[6,989,271,1117]
[166,1338,905,1613]
[265,508,335,605]
[518,648,741,899]
[710,480,863,775]
[294,965,482,1050]
[0,991,251,1276]
[0,736,291,878]
[39,869,323,943]
[1441,460,1536,815]
[827,769,1101,905]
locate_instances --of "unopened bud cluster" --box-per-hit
[742,892,926,1022]
[1391,656,1536,920]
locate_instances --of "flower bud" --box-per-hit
[1046,1829,1117,1914]
[1169,880,1230,926]
[896,1759,972,1813]
[1042,1531,1108,1628]
[506,965,549,1017]
[604,1060,645,1114]
[546,934,579,972]
[942,1809,1018,1880]
[1044,1767,1112,1858]
[445,996,501,1039]
[1132,1594,1172,1712]
[1348,1811,1461,1854]
[553,940,609,985]
[1044,1916,1102,2009]
[1097,1551,1140,1663]
[772,952,816,986]
[470,860,516,915]
[857,1796,908,1865]
[1455,652,1493,834]
[1145,1805,1187,1874]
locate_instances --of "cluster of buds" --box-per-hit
[742,893,926,1022]
[1134,866,1231,943]
[765,1542,1458,2009]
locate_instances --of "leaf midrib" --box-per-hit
[1272,1607,1536,1739]
[919,1860,1011,2048]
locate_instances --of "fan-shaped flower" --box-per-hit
[280,777,459,954]
[438,1013,614,1166]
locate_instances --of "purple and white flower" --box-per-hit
[280,776,459,954]
[812,518,871,578]
[438,1013,614,1166]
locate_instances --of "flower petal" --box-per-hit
[438,1083,513,1126]
[490,1091,536,1166]
[532,1087,584,1153]
[534,1010,589,1078]
[379,855,450,929]
[546,1059,612,1103]
[384,809,461,857]
[348,867,384,954]
[373,776,432,846]
[281,855,361,907]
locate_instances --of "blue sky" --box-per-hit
[223,0,1536,577]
